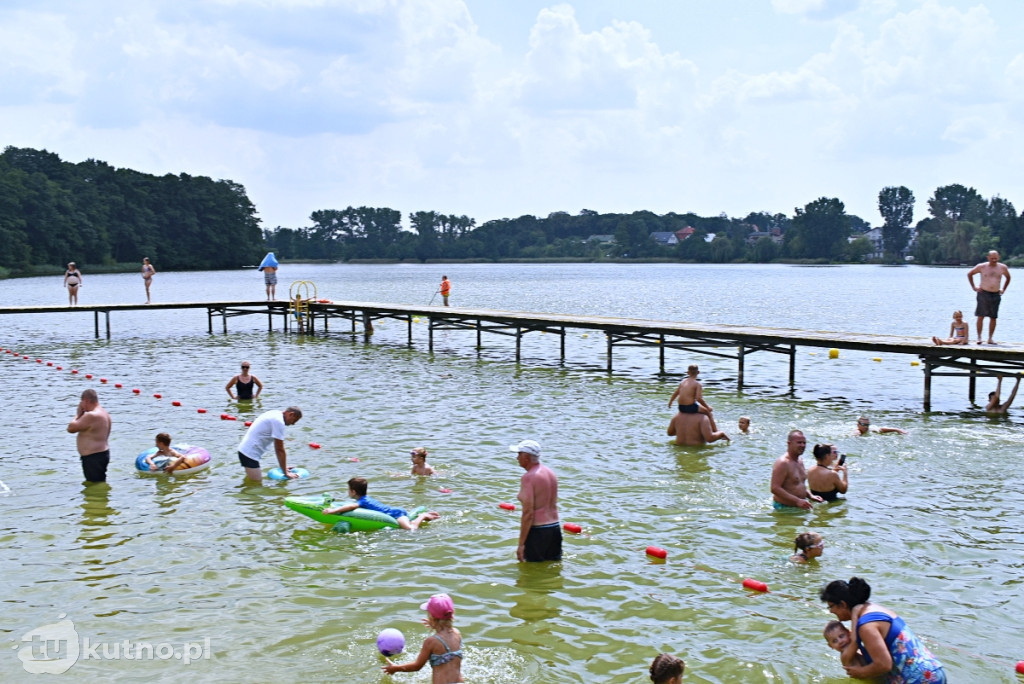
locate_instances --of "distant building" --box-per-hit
[675,226,695,241]
[745,225,784,246]
[650,232,679,246]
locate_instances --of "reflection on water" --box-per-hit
[1,264,1023,682]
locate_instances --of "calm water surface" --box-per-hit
[1,264,1022,683]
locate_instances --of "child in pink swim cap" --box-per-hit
[382,593,464,682]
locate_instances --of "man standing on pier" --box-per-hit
[770,430,822,511]
[967,250,1010,344]
[67,389,112,484]
[512,439,561,562]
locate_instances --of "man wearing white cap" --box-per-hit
[510,439,561,562]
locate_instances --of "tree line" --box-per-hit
[4,145,1021,275]
[0,146,264,274]
[267,184,1022,265]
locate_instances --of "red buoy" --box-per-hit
[114,383,122,388]
[563,523,582,534]
[1016,661,1024,675]
[56,366,62,370]
[348,457,360,462]
[742,578,769,592]
[439,487,452,494]
[85,374,93,379]
[244,421,252,426]
[36,359,42,363]
[645,546,668,559]
[197,408,207,414]
[220,413,229,420]
[46,362,53,366]
[153,393,162,399]
[132,388,140,394]
[309,442,321,449]
[100,378,107,383]
[499,502,516,511]
[172,401,181,406]
[71,369,78,374]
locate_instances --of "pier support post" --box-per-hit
[515,327,522,362]
[560,327,566,362]
[105,311,110,339]
[659,334,665,373]
[429,318,434,352]
[789,344,796,386]
[476,321,482,349]
[267,307,272,332]
[94,311,99,339]
[362,312,373,338]
[968,358,976,404]
[737,344,745,389]
[606,333,613,372]
[923,359,932,412]
[408,317,413,346]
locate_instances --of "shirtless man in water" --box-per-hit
[512,439,561,562]
[67,389,112,483]
[770,430,822,511]
[667,411,729,445]
[667,364,718,430]
[967,250,1010,344]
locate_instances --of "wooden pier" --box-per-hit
[2,299,1023,410]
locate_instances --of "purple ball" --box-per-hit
[377,628,405,656]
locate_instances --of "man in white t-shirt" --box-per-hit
[237,407,302,481]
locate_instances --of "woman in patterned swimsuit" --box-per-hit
[383,593,464,683]
[821,577,946,683]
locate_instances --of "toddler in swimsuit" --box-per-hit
[823,620,865,669]
[382,593,464,683]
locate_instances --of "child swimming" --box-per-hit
[410,447,435,476]
[649,652,685,683]
[323,477,439,530]
[145,433,186,472]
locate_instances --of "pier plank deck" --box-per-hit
[3,299,1023,410]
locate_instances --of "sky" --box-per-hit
[3,0,1024,230]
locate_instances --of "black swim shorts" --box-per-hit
[678,403,699,414]
[524,522,563,562]
[81,450,110,483]
[238,451,260,469]
[976,290,1001,319]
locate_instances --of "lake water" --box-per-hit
[1,263,1022,683]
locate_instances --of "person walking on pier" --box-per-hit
[141,257,155,303]
[985,375,1021,414]
[967,250,1010,344]
[440,275,451,306]
[237,407,302,481]
[67,389,112,484]
[770,430,822,510]
[64,262,82,306]
[511,439,561,562]
[226,361,263,401]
